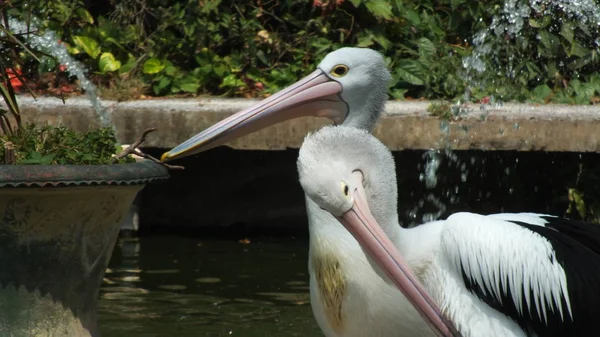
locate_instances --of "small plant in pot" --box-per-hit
[0,11,173,337]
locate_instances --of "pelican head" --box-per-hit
[297,125,397,228]
[161,47,391,162]
[297,125,461,337]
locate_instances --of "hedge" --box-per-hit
[4,0,600,104]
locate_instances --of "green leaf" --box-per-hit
[569,42,589,58]
[179,83,200,93]
[256,50,269,66]
[395,59,426,86]
[219,74,244,89]
[98,52,122,73]
[153,76,172,95]
[529,16,551,29]
[390,88,408,100]
[403,10,421,26]
[371,31,392,50]
[365,0,393,20]
[575,82,597,101]
[212,63,227,77]
[417,37,436,60]
[177,76,201,93]
[537,31,560,55]
[559,22,574,45]
[76,8,94,24]
[119,56,137,74]
[450,0,466,10]
[532,84,552,100]
[72,36,101,58]
[357,33,374,47]
[348,0,362,7]
[143,58,165,74]
[0,82,20,116]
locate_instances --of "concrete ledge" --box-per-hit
[9,95,600,152]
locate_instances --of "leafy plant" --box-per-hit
[0,2,132,165]
[4,0,600,104]
[1,124,133,165]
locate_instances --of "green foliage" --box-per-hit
[4,0,600,103]
[0,124,134,165]
[0,3,131,166]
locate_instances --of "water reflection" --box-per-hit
[99,236,321,336]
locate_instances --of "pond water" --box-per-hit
[98,235,322,337]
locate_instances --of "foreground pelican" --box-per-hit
[162,48,451,336]
[297,125,600,337]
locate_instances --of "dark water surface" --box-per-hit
[98,236,322,337]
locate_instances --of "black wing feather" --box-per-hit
[461,214,600,337]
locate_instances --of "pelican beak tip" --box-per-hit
[160,152,170,162]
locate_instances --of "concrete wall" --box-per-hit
[11,95,600,153]
[6,95,600,235]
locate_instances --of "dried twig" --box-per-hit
[113,128,185,170]
[131,149,184,170]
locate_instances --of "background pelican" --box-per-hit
[297,124,600,337]
[161,47,390,161]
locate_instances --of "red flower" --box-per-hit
[6,68,23,92]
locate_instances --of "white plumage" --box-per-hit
[297,125,600,337]
[161,46,600,337]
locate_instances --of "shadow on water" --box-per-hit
[98,235,322,337]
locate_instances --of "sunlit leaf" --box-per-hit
[98,52,122,73]
[143,58,165,74]
[76,8,94,24]
[72,35,101,58]
[365,0,393,20]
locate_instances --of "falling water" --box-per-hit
[461,0,600,99]
[410,118,471,224]
[414,0,600,224]
[5,18,112,127]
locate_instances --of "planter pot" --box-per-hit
[0,160,169,336]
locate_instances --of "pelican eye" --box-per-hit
[331,64,349,78]
[340,181,350,198]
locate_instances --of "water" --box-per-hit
[461,0,600,98]
[5,18,112,127]
[99,235,322,337]
[418,0,600,223]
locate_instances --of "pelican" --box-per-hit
[160,47,390,161]
[297,124,600,337]
[161,48,453,336]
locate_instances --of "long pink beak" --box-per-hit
[161,69,347,161]
[337,173,462,337]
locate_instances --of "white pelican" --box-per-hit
[160,47,390,161]
[161,48,454,336]
[297,124,600,337]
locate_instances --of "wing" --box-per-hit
[441,212,600,337]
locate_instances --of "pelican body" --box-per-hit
[161,48,437,336]
[297,125,600,337]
